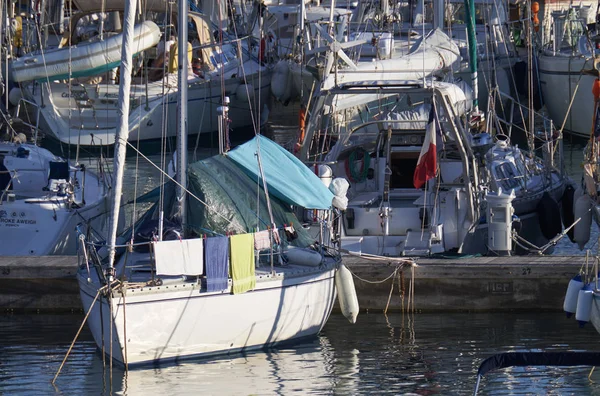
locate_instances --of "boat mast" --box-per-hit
[464,0,479,114]
[107,0,137,281]
[432,0,443,30]
[176,0,188,232]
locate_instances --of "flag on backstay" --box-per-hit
[413,104,439,189]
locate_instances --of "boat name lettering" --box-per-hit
[61,91,88,99]
[0,217,36,225]
[103,93,119,99]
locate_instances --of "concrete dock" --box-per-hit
[345,255,587,312]
[0,255,589,313]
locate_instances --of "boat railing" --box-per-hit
[15,98,41,143]
[493,90,564,176]
[0,174,14,204]
[546,11,589,55]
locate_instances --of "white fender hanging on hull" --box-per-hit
[573,194,592,250]
[335,264,359,324]
[563,274,584,317]
[575,287,593,327]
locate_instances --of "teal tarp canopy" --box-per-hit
[124,142,316,248]
[228,135,334,209]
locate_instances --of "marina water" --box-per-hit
[1,138,599,395]
[2,313,600,395]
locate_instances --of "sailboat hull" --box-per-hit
[538,54,594,139]
[0,142,114,255]
[79,264,337,366]
[25,72,271,146]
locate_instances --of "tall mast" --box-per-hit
[107,0,137,280]
[177,0,188,232]
[465,0,479,113]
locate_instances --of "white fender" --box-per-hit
[235,83,255,102]
[270,60,292,103]
[573,194,592,250]
[285,247,322,267]
[335,264,359,324]
[8,87,22,106]
[575,287,593,326]
[563,274,583,316]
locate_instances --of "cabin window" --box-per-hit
[495,162,520,190]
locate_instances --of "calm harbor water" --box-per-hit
[2,137,599,394]
[2,313,600,395]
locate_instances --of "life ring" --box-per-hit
[344,148,371,183]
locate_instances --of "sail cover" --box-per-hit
[228,135,334,209]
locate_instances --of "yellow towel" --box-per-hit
[230,234,256,294]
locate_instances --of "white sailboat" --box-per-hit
[0,136,113,255]
[267,0,518,110]
[299,77,567,256]
[538,6,598,138]
[297,3,569,257]
[76,0,355,367]
[14,2,271,146]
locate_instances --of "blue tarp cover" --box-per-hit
[228,135,334,209]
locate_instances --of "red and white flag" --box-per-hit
[413,105,438,189]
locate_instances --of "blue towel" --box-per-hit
[204,236,229,292]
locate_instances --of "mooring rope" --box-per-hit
[345,263,407,285]
[384,268,398,314]
[52,284,108,384]
[345,260,417,314]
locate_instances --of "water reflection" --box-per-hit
[78,338,343,396]
[3,313,600,395]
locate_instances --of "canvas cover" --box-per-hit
[129,141,318,248]
[228,135,334,210]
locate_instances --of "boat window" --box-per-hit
[495,162,520,190]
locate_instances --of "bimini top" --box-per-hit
[228,135,334,210]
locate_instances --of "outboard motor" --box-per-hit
[486,188,516,256]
